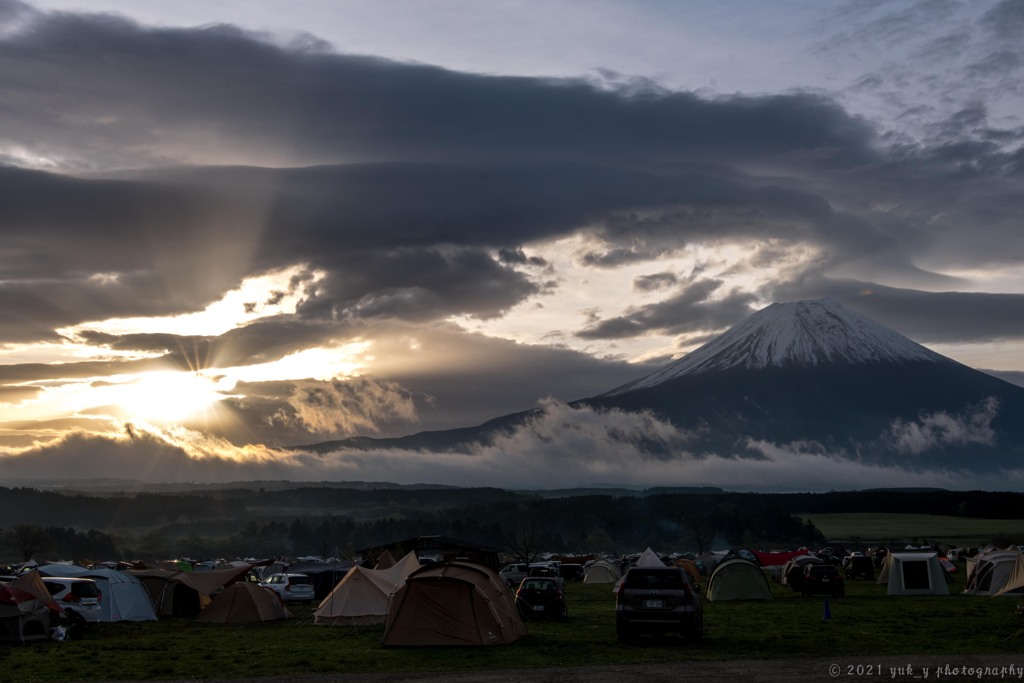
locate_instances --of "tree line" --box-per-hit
[1,486,1020,564]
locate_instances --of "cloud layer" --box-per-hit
[0,1,1022,489]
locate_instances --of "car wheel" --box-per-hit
[616,623,633,644]
[688,623,704,642]
[560,606,568,621]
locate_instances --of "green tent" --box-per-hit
[705,559,772,601]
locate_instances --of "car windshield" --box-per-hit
[289,576,311,585]
[624,569,683,589]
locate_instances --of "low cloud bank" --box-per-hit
[1,399,1019,491]
[885,397,999,455]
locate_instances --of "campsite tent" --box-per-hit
[196,582,291,624]
[130,564,253,616]
[382,560,527,646]
[963,550,1023,596]
[705,559,773,601]
[315,551,421,626]
[673,558,702,587]
[583,559,621,584]
[0,585,53,643]
[634,547,665,567]
[994,553,1024,597]
[878,552,950,596]
[0,570,61,644]
[39,564,157,622]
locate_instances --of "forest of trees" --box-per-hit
[1,485,1020,564]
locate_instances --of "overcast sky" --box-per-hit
[1,0,1023,490]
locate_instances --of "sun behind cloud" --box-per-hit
[102,370,236,425]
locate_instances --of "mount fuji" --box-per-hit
[305,299,1024,475]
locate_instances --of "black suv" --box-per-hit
[615,566,703,643]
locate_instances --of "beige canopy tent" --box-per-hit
[315,551,421,626]
[196,582,291,624]
[878,552,949,596]
[382,561,527,646]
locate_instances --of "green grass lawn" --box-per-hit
[3,572,1022,682]
[797,512,1023,545]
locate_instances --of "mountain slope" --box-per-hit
[602,298,945,394]
[300,299,1024,472]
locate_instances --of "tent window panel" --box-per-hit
[901,561,931,590]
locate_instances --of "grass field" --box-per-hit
[798,513,1023,545]
[2,567,1022,682]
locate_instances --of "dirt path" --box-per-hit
[150,655,1024,683]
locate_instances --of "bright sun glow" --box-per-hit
[101,371,236,423]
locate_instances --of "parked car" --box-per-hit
[259,573,314,603]
[514,577,567,620]
[500,562,563,587]
[844,555,874,581]
[499,563,530,587]
[42,577,102,623]
[615,566,703,643]
[801,564,845,597]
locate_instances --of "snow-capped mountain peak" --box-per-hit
[603,299,948,396]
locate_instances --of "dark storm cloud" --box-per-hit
[0,158,925,339]
[577,280,757,340]
[0,7,879,170]
[633,272,678,292]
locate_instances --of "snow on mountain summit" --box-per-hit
[603,299,948,396]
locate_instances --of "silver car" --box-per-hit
[42,577,103,623]
[259,573,315,603]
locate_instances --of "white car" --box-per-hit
[259,573,315,603]
[42,577,103,623]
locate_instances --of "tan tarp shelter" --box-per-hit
[11,570,61,612]
[705,558,772,601]
[583,558,621,584]
[196,582,291,624]
[130,564,253,616]
[382,561,527,646]
[878,552,949,596]
[315,551,421,626]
